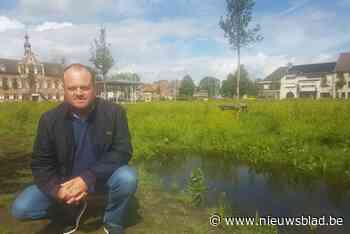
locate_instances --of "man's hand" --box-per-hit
[57,176,88,205]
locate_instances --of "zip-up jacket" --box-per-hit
[31,97,133,199]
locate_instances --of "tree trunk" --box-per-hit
[236,46,241,100]
[103,74,107,100]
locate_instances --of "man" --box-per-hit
[11,63,137,234]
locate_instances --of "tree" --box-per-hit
[336,72,346,90]
[179,75,195,97]
[90,26,114,99]
[198,77,220,97]
[220,65,257,97]
[219,0,262,99]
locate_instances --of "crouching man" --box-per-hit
[11,63,137,234]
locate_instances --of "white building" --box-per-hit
[280,62,336,99]
[334,53,350,99]
[258,52,350,100]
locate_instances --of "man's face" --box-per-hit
[63,69,96,111]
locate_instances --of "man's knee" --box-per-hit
[11,197,30,220]
[107,165,138,195]
[11,185,50,220]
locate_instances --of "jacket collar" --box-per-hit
[63,98,99,123]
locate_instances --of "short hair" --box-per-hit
[63,63,95,86]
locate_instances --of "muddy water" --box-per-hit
[141,155,350,234]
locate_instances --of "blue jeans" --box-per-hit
[11,165,138,230]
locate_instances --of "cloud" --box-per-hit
[14,0,153,22]
[0,0,349,84]
[0,16,24,32]
[35,22,73,31]
[255,6,344,58]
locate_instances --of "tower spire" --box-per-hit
[22,31,38,64]
[24,31,31,56]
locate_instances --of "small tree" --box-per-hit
[199,76,221,97]
[186,168,207,207]
[179,75,195,97]
[219,0,262,99]
[221,65,256,97]
[90,26,114,99]
[336,72,346,90]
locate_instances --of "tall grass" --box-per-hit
[0,101,55,156]
[127,100,350,182]
[1,99,350,182]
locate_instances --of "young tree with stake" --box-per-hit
[90,26,114,99]
[219,0,263,99]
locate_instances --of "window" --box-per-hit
[348,81,350,88]
[55,80,59,89]
[0,64,5,72]
[2,77,9,90]
[12,79,18,89]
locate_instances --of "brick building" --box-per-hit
[0,33,64,102]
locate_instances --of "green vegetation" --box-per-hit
[1,99,350,183]
[179,75,196,97]
[186,168,207,208]
[198,77,220,97]
[127,100,350,183]
[221,65,258,97]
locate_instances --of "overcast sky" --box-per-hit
[0,0,349,83]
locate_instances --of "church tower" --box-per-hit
[18,32,45,100]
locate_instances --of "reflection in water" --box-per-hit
[140,155,350,234]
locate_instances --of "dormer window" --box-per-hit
[0,64,5,72]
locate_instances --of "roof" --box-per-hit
[43,62,63,77]
[0,58,20,75]
[288,62,336,75]
[335,52,350,72]
[264,66,287,81]
[0,58,63,77]
[142,84,157,93]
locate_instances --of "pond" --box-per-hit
[140,155,350,234]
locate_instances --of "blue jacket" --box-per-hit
[31,97,133,199]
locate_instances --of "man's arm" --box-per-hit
[80,105,133,186]
[31,114,62,200]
